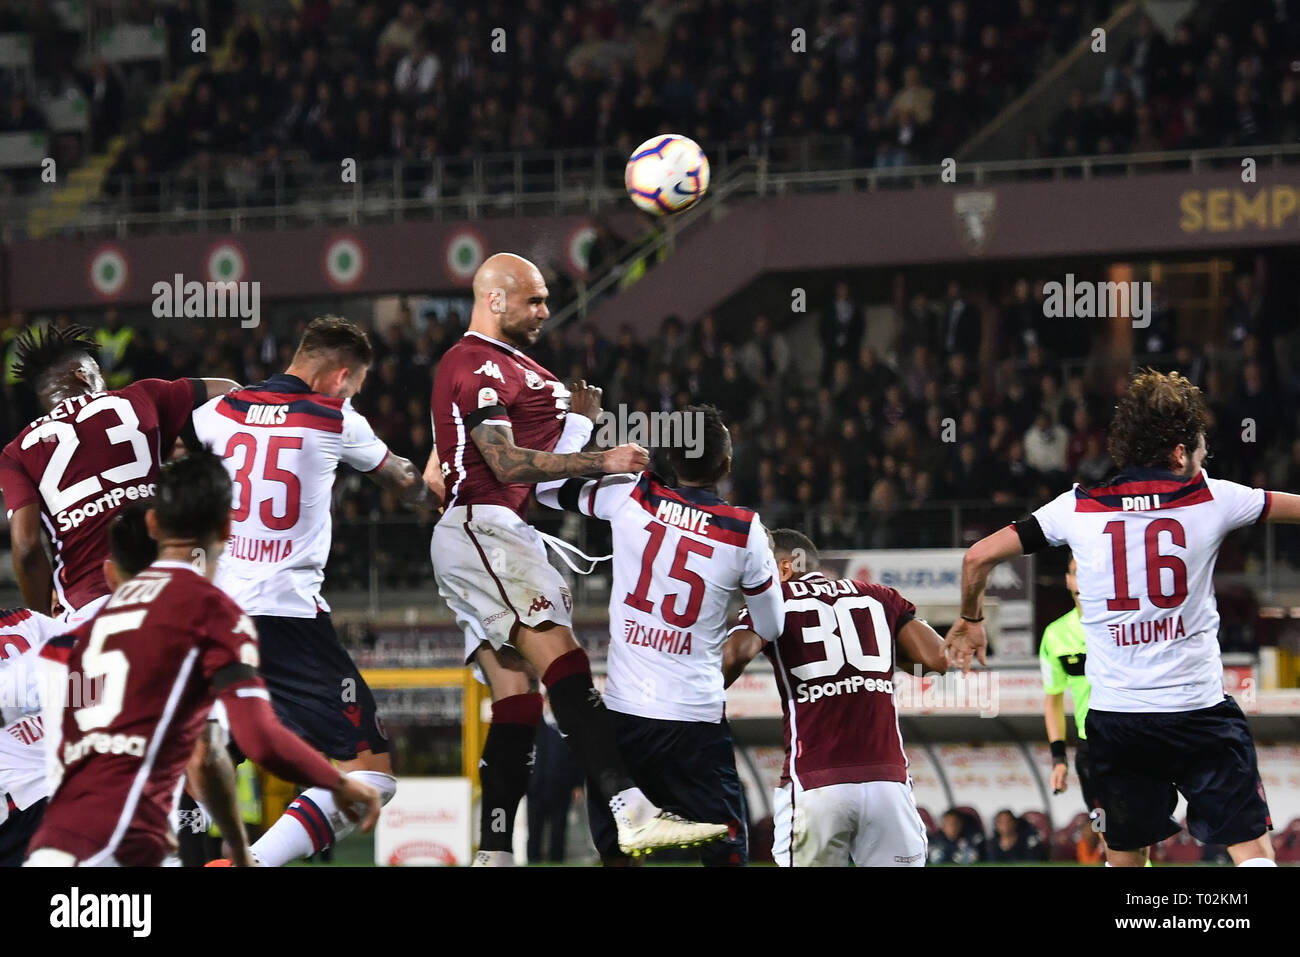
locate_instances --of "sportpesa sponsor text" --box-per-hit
[57,482,155,531]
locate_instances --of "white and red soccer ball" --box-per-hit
[624,134,710,215]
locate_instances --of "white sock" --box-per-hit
[609,786,657,828]
[251,771,397,867]
[1237,857,1276,867]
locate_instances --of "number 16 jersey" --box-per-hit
[192,373,390,618]
[1022,468,1269,713]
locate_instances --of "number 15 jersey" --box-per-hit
[1021,468,1269,713]
[538,471,783,723]
[192,373,390,618]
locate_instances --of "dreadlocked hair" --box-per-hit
[11,324,99,386]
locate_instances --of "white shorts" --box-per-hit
[59,594,110,629]
[24,848,119,866]
[772,780,928,867]
[431,505,573,669]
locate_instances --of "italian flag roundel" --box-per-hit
[325,236,365,288]
[206,242,246,283]
[567,224,597,276]
[445,231,484,281]
[88,245,129,298]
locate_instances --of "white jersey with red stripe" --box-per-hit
[1026,468,1269,713]
[537,471,783,722]
[192,373,390,618]
[0,608,65,813]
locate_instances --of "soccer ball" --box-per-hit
[624,134,710,215]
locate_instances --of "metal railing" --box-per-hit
[9,138,1298,242]
[0,136,853,240]
[547,142,1300,325]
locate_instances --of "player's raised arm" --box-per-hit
[471,422,648,483]
[947,523,1023,674]
[1260,490,1300,522]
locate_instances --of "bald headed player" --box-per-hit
[431,253,728,864]
[0,325,237,626]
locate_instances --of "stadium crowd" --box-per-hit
[3,0,1104,207]
[1032,2,1300,161]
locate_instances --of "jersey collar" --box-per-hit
[263,372,313,393]
[465,330,529,359]
[669,482,727,508]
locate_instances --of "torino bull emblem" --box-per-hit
[953,191,997,254]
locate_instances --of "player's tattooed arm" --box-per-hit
[368,452,434,509]
[471,422,648,483]
[9,504,54,613]
[185,720,254,866]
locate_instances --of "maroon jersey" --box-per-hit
[0,378,203,612]
[733,572,916,791]
[31,561,263,866]
[431,331,567,518]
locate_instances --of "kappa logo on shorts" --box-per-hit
[343,704,362,727]
[527,595,554,614]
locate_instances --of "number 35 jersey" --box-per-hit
[192,373,390,618]
[0,378,205,613]
[1022,468,1269,713]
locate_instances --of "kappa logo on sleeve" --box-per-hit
[473,360,505,382]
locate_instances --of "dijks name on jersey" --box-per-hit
[245,404,288,426]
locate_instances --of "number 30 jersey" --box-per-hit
[731,573,917,791]
[1021,468,1269,713]
[0,378,205,613]
[538,471,784,723]
[192,373,390,618]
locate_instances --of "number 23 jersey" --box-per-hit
[0,378,205,613]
